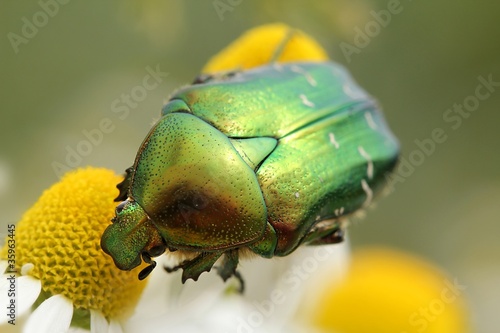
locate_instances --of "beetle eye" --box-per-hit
[115,201,127,215]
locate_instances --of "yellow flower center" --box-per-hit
[1,167,147,319]
[300,247,470,333]
[202,23,329,73]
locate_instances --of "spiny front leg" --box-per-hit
[164,252,222,283]
[164,250,245,292]
[115,166,133,202]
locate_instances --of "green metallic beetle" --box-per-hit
[101,61,399,289]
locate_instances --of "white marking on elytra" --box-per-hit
[295,192,300,198]
[364,111,378,130]
[328,132,340,149]
[334,207,345,216]
[358,146,374,179]
[361,179,373,207]
[318,176,324,183]
[290,65,317,87]
[299,94,315,108]
[343,83,366,99]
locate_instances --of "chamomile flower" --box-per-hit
[1,23,357,333]
[124,240,351,333]
[119,23,351,333]
[202,22,329,73]
[297,247,471,333]
[0,168,148,333]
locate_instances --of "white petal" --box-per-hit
[90,309,109,333]
[23,294,73,333]
[17,276,42,318]
[0,277,11,324]
[129,254,176,317]
[0,274,40,324]
[286,240,351,324]
[108,320,123,333]
[0,260,7,274]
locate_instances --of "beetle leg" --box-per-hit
[215,250,245,293]
[302,220,345,246]
[164,252,222,283]
[307,228,344,245]
[216,250,238,281]
[115,167,133,202]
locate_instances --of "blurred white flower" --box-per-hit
[126,241,350,333]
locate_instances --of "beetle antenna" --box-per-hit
[138,263,156,280]
[138,252,157,280]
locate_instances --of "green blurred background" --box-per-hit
[1,1,499,331]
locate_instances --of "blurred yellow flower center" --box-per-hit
[301,247,470,333]
[1,168,147,319]
[202,23,329,73]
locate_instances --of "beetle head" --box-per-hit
[101,199,166,279]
